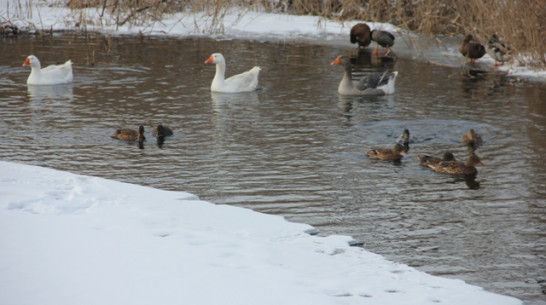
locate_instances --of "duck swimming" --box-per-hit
[427,153,484,175]
[417,152,456,167]
[112,126,145,142]
[152,124,173,138]
[366,143,407,161]
[331,55,398,96]
[461,129,483,146]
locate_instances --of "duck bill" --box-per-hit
[204,56,214,64]
[22,58,30,66]
[330,57,341,65]
[477,161,485,166]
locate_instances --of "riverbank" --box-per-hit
[1,0,545,80]
[0,160,524,305]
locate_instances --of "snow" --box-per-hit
[3,0,543,79]
[0,161,523,305]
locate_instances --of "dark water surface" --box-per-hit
[1,33,545,303]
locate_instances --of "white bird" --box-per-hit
[204,53,260,93]
[23,55,73,85]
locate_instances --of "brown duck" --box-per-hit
[417,152,456,167]
[371,30,395,56]
[488,34,512,66]
[427,153,484,175]
[112,125,145,142]
[459,34,486,65]
[350,23,372,49]
[461,129,483,146]
[152,124,173,138]
[366,143,406,161]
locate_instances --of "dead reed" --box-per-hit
[53,0,546,68]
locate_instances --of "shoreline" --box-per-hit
[2,1,545,81]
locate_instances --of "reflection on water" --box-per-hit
[0,34,545,303]
[27,84,74,102]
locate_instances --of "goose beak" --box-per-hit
[204,56,214,64]
[23,58,30,66]
[330,57,341,65]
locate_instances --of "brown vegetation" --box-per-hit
[31,0,546,68]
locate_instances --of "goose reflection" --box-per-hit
[210,91,260,109]
[27,84,74,103]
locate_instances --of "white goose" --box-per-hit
[331,55,397,96]
[23,55,73,85]
[204,53,260,93]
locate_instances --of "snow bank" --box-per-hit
[0,161,522,305]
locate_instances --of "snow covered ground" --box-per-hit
[2,0,545,79]
[0,161,523,305]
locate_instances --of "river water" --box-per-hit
[1,33,545,303]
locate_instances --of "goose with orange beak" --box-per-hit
[23,55,73,85]
[331,55,397,96]
[204,53,261,93]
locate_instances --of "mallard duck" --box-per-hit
[417,152,456,167]
[331,55,398,96]
[427,153,484,175]
[23,55,73,85]
[461,129,483,146]
[396,129,414,144]
[459,34,486,65]
[350,23,372,49]
[366,143,407,161]
[152,124,173,138]
[204,53,261,93]
[487,34,512,66]
[112,125,145,142]
[371,30,395,56]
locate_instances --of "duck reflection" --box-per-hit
[355,48,396,68]
[464,173,481,190]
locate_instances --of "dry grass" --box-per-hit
[23,0,546,68]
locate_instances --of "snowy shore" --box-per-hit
[0,161,523,305]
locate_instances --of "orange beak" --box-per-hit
[330,57,341,65]
[23,57,30,66]
[477,161,484,166]
[204,56,214,64]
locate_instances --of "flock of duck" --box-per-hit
[21,22,498,178]
[366,128,485,177]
